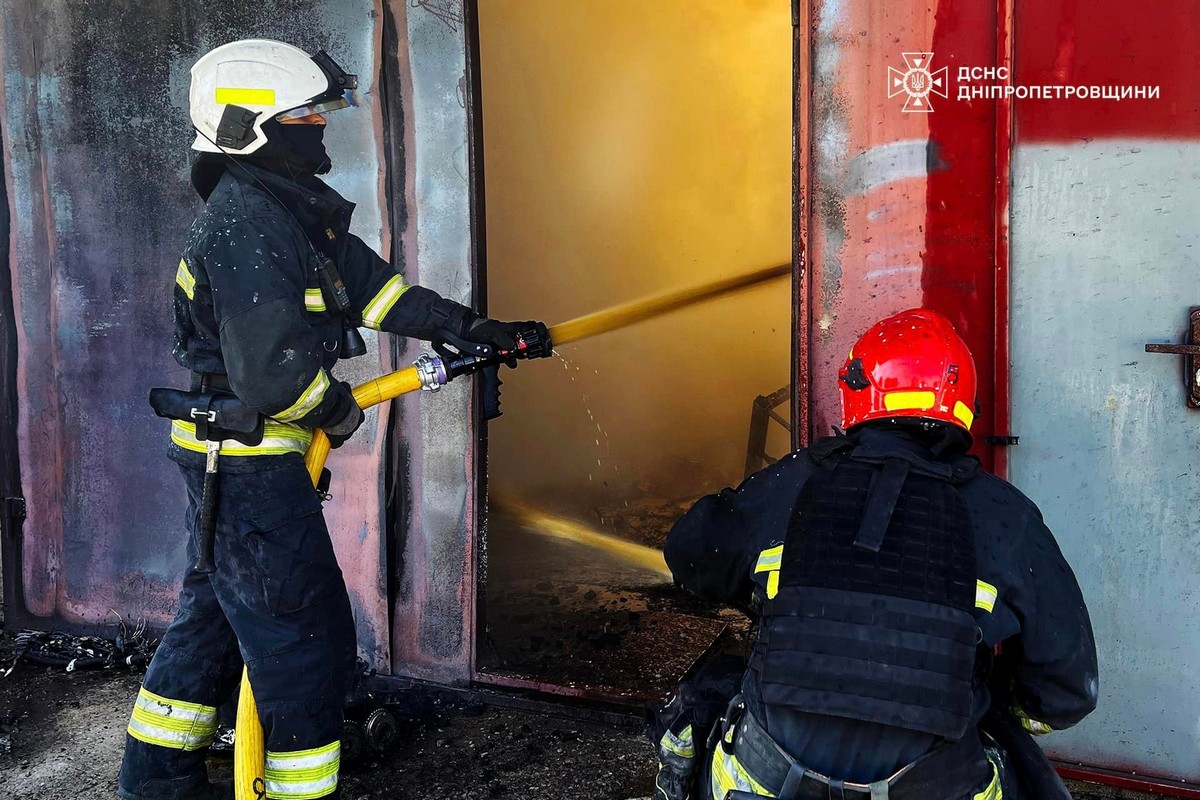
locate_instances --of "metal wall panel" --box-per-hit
[801,0,1000,464]
[0,0,479,681]
[386,0,478,685]
[797,0,1200,783]
[1009,0,1200,781]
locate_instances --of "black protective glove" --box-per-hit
[466,318,526,352]
[429,297,550,362]
[322,382,365,449]
[466,317,549,364]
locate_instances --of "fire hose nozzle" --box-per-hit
[444,322,553,380]
[509,322,553,361]
[414,353,448,391]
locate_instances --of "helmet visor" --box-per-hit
[275,90,358,121]
[276,50,359,121]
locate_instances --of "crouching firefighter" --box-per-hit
[118,39,549,800]
[656,309,1098,800]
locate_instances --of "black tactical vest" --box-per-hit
[750,442,981,741]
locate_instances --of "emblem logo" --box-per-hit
[888,52,948,112]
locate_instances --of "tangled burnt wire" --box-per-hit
[2,613,158,677]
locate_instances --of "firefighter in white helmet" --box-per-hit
[118,40,544,800]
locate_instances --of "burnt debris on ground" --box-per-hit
[0,629,1170,799]
[4,618,158,676]
[480,499,749,700]
[0,631,660,799]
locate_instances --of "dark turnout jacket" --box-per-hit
[664,426,1098,783]
[170,162,470,467]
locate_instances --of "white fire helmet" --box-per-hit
[189,39,358,155]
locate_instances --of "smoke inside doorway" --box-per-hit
[475,0,793,698]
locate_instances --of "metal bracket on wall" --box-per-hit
[1144,307,1200,408]
[745,386,792,478]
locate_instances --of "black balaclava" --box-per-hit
[242,118,332,182]
[858,418,973,458]
[190,119,331,200]
[191,152,228,201]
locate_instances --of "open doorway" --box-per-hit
[472,0,794,699]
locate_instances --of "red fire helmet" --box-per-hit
[838,308,977,432]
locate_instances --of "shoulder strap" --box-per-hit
[854,457,911,553]
[807,433,855,468]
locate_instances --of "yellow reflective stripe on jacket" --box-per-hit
[304,288,327,312]
[126,687,217,752]
[265,741,340,799]
[175,259,196,299]
[361,274,409,330]
[975,755,1004,799]
[710,745,774,799]
[273,370,331,423]
[754,545,784,600]
[1012,705,1054,736]
[660,724,695,759]
[976,579,998,613]
[170,420,313,457]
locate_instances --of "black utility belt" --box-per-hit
[719,696,990,800]
[149,386,264,446]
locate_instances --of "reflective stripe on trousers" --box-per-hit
[708,747,1003,800]
[117,460,356,800]
[266,741,341,799]
[126,687,218,752]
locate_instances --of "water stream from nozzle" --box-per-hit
[554,351,620,488]
[492,495,671,580]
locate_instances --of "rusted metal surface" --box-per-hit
[0,0,398,670]
[1056,764,1200,800]
[475,670,660,705]
[792,0,812,450]
[990,0,1014,479]
[0,101,18,614]
[0,0,483,682]
[803,0,1000,471]
[385,0,477,686]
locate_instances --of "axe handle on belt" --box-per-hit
[193,440,220,575]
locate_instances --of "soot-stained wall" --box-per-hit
[0,0,480,682]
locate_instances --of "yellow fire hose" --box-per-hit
[233,261,787,798]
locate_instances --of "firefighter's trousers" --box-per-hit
[118,458,358,800]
